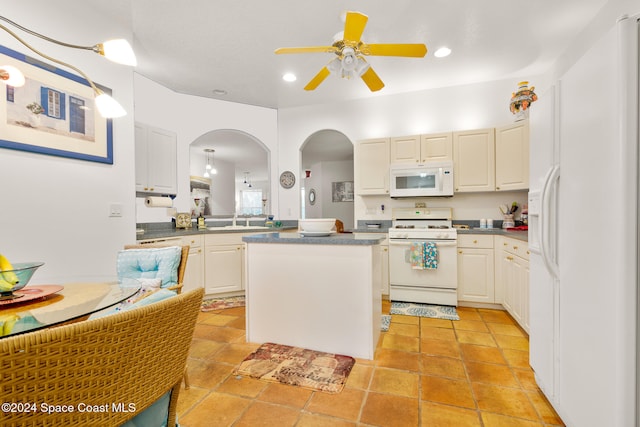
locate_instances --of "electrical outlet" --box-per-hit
[109,203,123,217]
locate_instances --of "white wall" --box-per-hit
[278,77,534,222]
[0,1,136,283]
[133,74,278,223]
[302,160,355,228]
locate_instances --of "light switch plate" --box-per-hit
[109,203,123,217]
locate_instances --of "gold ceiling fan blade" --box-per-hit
[275,46,338,54]
[304,66,331,91]
[343,11,368,43]
[361,43,427,57]
[361,66,384,92]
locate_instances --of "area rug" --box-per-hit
[381,314,391,332]
[201,296,245,312]
[390,301,460,320]
[235,342,355,394]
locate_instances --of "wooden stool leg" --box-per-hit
[183,367,190,389]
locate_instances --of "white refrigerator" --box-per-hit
[528,14,639,427]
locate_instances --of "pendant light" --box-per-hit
[203,148,217,177]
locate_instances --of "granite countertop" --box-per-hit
[457,228,528,242]
[137,225,297,241]
[242,232,386,246]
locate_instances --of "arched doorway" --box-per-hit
[300,129,354,229]
[190,129,270,217]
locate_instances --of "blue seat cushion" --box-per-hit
[117,246,181,288]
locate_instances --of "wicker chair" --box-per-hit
[123,243,190,294]
[0,287,204,426]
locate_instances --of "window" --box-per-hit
[239,189,263,215]
[6,86,14,103]
[40,87,66,120]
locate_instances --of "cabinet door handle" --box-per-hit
[473,239,478,244]
[506,256,514,261]
[513,246,518,250]
[503,242,508,246]
[458,250,463,254]
[496,186,501,190]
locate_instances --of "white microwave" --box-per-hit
[389,161,454,198]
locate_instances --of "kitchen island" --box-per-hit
[242,232,385,359]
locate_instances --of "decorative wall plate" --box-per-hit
[280,171,296,189]
[176,212,192,229]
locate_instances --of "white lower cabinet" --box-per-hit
[204,234,245,295]
[181,235,204,293]
[495,236,530,332]
[457,234,495,303]
[355,233,389,296]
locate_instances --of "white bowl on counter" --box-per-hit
[299,218,336,232]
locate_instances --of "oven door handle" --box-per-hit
[389,240,458,247]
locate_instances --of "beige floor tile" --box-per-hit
[477,309,515,325]
[481,412,544,427]
[186,359,235,389]
[472,383,539,421]
[369,367,420,398]
[466,361,520,388]
[421,325,457,341]
[192,323,246,342]
[374,348,421,371]
[216,375,268,398]
[226,315,246,330]
[188,338,226,359]
[514,369,539,391]
[176,386,209,418]
[360,392,420,427]
[501,348,530,369]
[454,319,490,332]
[178,392,250,427]
[381,332,420,352]
[344,363,373,389]
[257,383,313,408]
[456,307,483,321]
[493,334,530,351]
[200,313,237,326]
[421,375,477,409]
[388,322,420,337]
[420,317,454,329]
[233,401,300,427]
[421,355,467,379]
[306,388,365,421]
[420,337,461,358]
[527,390,565,426]
[296,413,357,427]
[391,314,420,325]
[460,344,507,365]
[210,342,259,364]
[456,330,497,347]
[487,322,527,337]
[421,401,482,427]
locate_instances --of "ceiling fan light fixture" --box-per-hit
[96,39,137,66]
[0,65,25,87]
[282,72,297,82]
[434,47,452,58]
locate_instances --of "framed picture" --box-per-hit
[0,44,113,164]
[332,181,354,202]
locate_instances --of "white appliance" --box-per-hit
[528,15,639,427]
[388,208,458,305]
[389,161,454,198]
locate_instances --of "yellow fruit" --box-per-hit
[0,277,14,292]
[0,254,19,285]
[1,314,20,336]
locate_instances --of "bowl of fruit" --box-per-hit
[0,255,44,299]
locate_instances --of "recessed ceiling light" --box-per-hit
[282,73,297,82]
[212,89,227,96]
[434,47,452,58]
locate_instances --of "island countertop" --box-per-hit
[242,232,386,245]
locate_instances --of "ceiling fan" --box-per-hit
[274,11,427,92]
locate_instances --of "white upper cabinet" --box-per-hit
[355,138,390,195]
[390,133,453,163]
[420,132,453,162]
[135,122,177,195]
[495,120,530,191]
[453,128,495,192]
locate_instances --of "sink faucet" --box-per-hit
[246,216,251,227]
[232,213,237,227]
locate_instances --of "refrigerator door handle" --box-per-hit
[540,165,560,279]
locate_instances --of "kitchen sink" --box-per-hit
[208,225,270,231]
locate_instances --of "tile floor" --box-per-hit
[176,301,565,427]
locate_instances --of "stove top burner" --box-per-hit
[428,225,450,229]
[395,225,415,229]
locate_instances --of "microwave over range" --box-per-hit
[389,160,454,198]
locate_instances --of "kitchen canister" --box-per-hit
[487,219,494,228]
[480,219,487,228]
[502,214,515,229]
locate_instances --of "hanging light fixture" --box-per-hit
[0,15,136,118]
[203,149,217,177]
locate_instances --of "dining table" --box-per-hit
[0,281,141,339]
